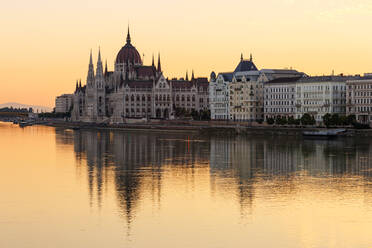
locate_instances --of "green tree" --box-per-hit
[323,113,332,127]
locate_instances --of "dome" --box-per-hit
[115,29,142,65]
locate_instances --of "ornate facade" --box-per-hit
[71,29,208,123]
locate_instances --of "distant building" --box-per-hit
[69,28,209,123]
[228,56,262,121]
[346,78,372,124]
[294,76,350,122]
[264,76,303,120]
[210,54,303,122]
[55,94,73,113]
[209,71,232,120]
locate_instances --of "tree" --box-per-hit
[301,113,315,126]
[323,113,332,127]
[267,117,275,125]
[330,114,340,126]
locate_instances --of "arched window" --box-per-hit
[136,95,140,101]
[159,95,162,101]
[187,96,190,102]
[148,95,151,101]
[192,95,195,102]
[142,95,145,101]
[176,95,179,101]
[182,95,185,101]
[155,95,158,101]
[163,95,166,101]
[131,95,134,101]
[125,95,129,101]
[167,95,170,101]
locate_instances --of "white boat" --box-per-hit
[303,129,346,138]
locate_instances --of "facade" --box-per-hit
[55,94,73,113]
[228,58,262,121]
[264,77,301,120]
[209,72,232,120]
[295,76,348,122]
[172,77,209,112]
[346,78,372,124]
[70,29,208,123]
[210,55,303,122]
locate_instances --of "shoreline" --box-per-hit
[37,120,372,137]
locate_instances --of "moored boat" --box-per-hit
[303,129,346,138]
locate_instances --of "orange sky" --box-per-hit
[1,0,372,107]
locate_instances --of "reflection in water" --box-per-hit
[52,127,372,246]
[56,130,372,224]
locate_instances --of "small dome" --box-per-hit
[210,71,216,81]
[115,29,142,65]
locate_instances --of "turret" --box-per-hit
[87,50,95,85]
[157,53,161,73]
[96,47,103,78]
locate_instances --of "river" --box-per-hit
[0,122,372,247]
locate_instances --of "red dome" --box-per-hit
[115,43,142,64]
[115,30,142,64]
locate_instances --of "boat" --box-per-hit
[303,129,346,138]
[19,121,33,128]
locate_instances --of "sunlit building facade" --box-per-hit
[346,78,372,124]
[70,29,209,123]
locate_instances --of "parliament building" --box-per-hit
[71,29,209,123]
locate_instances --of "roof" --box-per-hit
[125,81,153,89]
[234,60,258,73]
[265,76,303,84]
[136,66,156,78]
[218,72,234,81]
[297,75,359,83]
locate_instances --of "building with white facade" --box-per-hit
[264,76,302,120]
[295,76,350,122]
[55,94,73,113]
[209,71,232,120]
[346,77,372,124]
[228,57,262,121]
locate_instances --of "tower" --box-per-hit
[87,50,95,87]
[95,47,106,117]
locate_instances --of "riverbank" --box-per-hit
[34,119,372,137]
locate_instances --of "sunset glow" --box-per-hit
[1,0,372,107]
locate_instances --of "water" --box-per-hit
[1,122,372,248]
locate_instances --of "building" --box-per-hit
[295,76,349,122]
[171,75,209,112]
[70,29,208,123]
[55,94,73,113]
[264,76,303,120]
[209,71,232,120]
[346,78,372,124]
[228,56,262,121]
[210,54,303,122]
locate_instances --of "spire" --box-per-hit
[152,54,155,67]
[157,53,161,73]
[241,53,243,61]
[96,47,103,77]
[126,25,131,44]
[87,50,95,83]
[186,70,189,81]
[105,60,108,75]
[250,53,253,62]
[89,49,93,65]
[75,80,78,91]
[98,47,102,63]
[79,79,81,88]
[192,70,195,80]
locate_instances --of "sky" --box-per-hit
[1,0,372,107]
